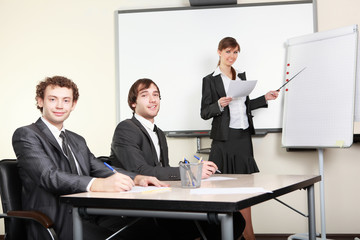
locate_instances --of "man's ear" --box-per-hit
[131,103,136,109]
[36,97,44,108]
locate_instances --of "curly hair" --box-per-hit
[36,76,79,112]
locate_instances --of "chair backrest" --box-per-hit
[0,159,27,239]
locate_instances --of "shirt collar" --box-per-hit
[212,66,241,77]
[134,113,155,132]
[212,66,222,76]
[41,117,65,139]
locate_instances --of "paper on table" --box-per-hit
[123,186,171,193]
[190,187,272,195]
[227,80,257,99]
[202,176,236,181]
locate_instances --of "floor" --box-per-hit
[1,233,358,240]
[256,234,359,240]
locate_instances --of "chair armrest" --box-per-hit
[7,210,54,228]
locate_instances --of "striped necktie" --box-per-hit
[60,131,78,174]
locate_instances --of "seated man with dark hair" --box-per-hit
[110,78,218,180]
[109,78,246,239]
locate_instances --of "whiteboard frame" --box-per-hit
[114,1,315,135]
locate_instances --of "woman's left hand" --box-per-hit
[265,90,279,100]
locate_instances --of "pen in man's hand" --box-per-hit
[194,155,202,162]
[194,155,221,173]
[104,162,117,174]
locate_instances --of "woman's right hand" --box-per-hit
[219,96,232,108]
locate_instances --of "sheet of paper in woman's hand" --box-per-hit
[227,80,257,99]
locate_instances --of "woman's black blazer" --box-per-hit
[200,72,268,141]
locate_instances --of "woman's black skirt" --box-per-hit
[209,128,259,174]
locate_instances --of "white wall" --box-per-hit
[0,0,359,236]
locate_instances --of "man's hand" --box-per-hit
[201,161,218,179]
[90,172,135,192]
[134,175,169,187]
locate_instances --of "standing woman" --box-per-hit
[200,37,279,240]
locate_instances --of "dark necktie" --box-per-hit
[153,125,164,167]
[60,131,78,174]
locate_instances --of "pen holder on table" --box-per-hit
[179,162,202,188]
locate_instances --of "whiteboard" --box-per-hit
[115,2,314,132]
[282,25,358,148]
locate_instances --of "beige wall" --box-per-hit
[0,0,359,236]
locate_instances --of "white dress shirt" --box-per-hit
[212,67,249,129]
[134,114,161,162]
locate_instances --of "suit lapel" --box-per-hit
[33,118,63,154]
[34,118,84,174]
[156,126,167,167]
[31,119,76,173]
[213,71,246,98]
[131,117,152,141]
[213,75,226,98]
[238,72,246,80]
[131,117,161,166]
[65,132,87,175]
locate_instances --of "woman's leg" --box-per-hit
[240,207,255,240]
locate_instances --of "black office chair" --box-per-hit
[0,159,58,240]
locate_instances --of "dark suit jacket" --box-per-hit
[201,72,268,141]
[12,118,136,240]
[109,116,180,181]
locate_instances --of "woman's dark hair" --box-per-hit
[217,37,240,80]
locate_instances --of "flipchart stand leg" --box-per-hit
[288,148,328,240]
[318,148,327,240]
